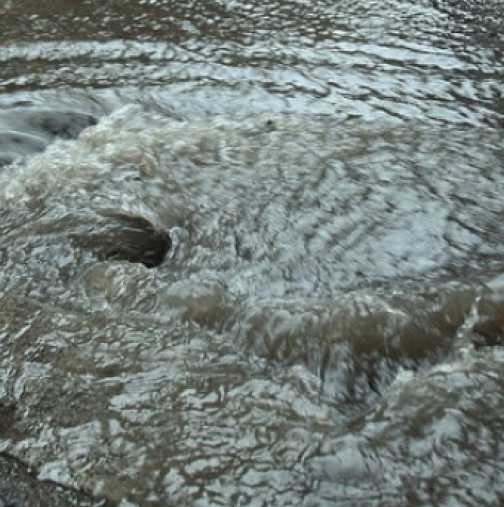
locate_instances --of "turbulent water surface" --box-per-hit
[0,1,504,506]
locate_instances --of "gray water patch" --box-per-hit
[2,1,503,124]
[0,294,328,506]
[305,347,504,506]
[231,283,476,407]
[0,452,106,507]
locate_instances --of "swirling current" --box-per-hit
[0,1,504,506]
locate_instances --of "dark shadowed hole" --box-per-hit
[75,213,171,268]
[264,118,276,132]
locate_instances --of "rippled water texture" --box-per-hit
[0,1,504,506]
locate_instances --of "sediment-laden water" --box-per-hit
[0,1,503,506]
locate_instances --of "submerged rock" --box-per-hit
[0,130,47,162]
[0,107,97,167]
[24,110,97,140]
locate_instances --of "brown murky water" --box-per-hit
[0,1,504,506]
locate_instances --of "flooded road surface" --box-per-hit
[0,1,504,506]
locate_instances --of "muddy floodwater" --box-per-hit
[0,1,504,506]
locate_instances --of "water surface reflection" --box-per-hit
[0,1,503,506]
